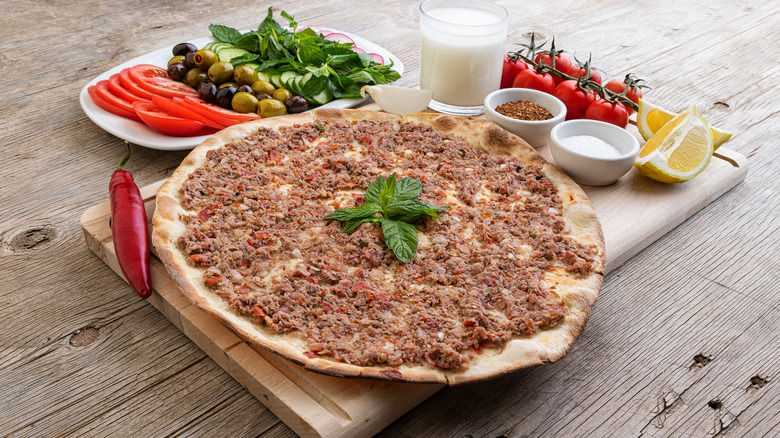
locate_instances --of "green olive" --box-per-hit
[219,81,239,90]
[167,55,186,67]
[272,88,293,104]
[184,68,208,88]
[233,65,259,86]
[194,49,218,70]
[258,98,287,118]
[232,91,259,113]
[251,80,275,96]
[207,61,235,84]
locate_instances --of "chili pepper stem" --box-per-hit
[117,142,132,171]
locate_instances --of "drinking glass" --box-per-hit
[419,0,509,116]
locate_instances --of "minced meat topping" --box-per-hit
[177,119,596,370]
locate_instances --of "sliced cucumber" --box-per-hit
[204,42,232,55]
[289,76,304,95]
[216,47,250,63]
[243,62,261,71]
[309,87,334,106]
[256,70,273,83]
[270,74,284,88]
[280,71,300,89]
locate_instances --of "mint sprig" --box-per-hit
[323,173,449,263]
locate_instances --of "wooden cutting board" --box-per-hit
[80,140,747,438]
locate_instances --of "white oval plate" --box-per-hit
[79,28,404,151]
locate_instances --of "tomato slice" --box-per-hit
[173,97,257,126]
[151,95,226,130]
[108,73,148,103]
[173,97,245,127]
[182,96,261,121]
[95,80,139,114]
[129,64,198,99]
[87,85,143,122]
[132,101,206,136]
[119,68,155,100]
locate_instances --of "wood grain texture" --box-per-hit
[1,1,778,437]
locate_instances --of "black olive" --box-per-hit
[198,80,218,103]
[255,93,272,101]
[167,63,187,81]
[172,42,197,57]
[237,84,253,94]
[184,51,197,69]
[215,86,237,109]
[285,96,309,114]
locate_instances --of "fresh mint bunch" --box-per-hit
[208,8,401,99]
[324,173,449,263]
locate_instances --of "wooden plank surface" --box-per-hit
[1,0,778,437]
[77,144,746,437]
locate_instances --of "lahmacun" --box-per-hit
[152,109,604,385]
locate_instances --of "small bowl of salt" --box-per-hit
[549,119,640,186]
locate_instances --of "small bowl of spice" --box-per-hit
[484,88,566,148]
[549,119,640,186]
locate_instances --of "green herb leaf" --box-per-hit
[379,173,397,212]
[209,24,242,44]
[323,173,447,263]
[323,202,382,221]
[387,199,449,222]
[380,219,418,263]
[393,177,422,202]
[343,217,380,233]
[365,175,386,204]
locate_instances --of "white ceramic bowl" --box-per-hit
[484,88,567,148]
[549,119,640,186]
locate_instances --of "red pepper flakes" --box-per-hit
[495,100,553,121]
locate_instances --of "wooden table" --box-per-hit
[2,0,778,436]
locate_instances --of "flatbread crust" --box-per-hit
[152,109,605,385]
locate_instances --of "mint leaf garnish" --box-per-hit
[379,219,418,264]
[323,202,382,221]
[323,173,449,263]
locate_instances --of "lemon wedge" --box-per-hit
[636,99,732,149]
[360,85,433,114]
[634,107,714,183]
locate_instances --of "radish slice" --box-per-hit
[352,47,367,54]
[324,32,355,45]
[367,53,385,65]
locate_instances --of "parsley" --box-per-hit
[208,8,401,100]
[323,173,449,263]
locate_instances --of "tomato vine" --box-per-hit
[507,33,649,112]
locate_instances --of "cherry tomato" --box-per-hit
[534,53,573,84]
[131,101,205,136]
[501,55,528,89]
[570,65,602,84]
[119,68,155,100]
[553,80,597,120]
[150,95,226,130]
[108,73,149,103]
[511,69,556,94]
[584,99,629,127]
[87,85,142,122]
[129,64,199,99]
[605,78,643,115]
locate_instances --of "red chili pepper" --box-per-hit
[109,143,152,299]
